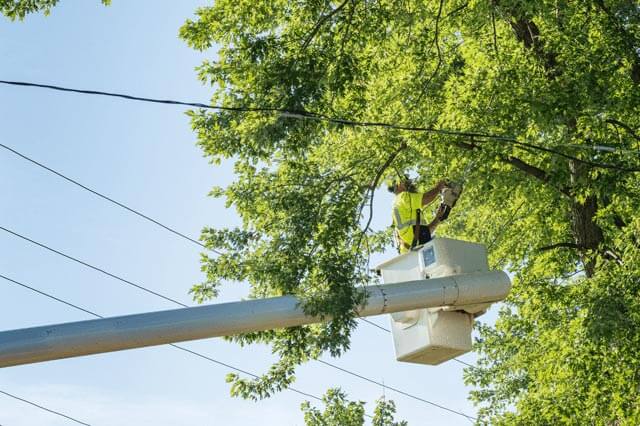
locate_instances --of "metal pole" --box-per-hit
[0,271,509,368]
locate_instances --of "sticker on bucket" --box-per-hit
[422,246,436,268]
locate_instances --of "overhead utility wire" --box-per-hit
[0,80,498,137]
[1,142,473,372]
[0,389,91,426]
[0,227,475,421]
[359,317,390,332]
[316,359,476,421]
[0,142,222,256]
[0,226,188,307]
[2,141,381,331]
[0,115,475,413]
[1,79,637,173]
[0,273,322,405]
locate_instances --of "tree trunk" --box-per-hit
[568,160,604,277]
[570,196,603,277]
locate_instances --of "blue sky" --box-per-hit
[0,2,493,425]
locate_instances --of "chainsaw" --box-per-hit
[438,181,463,221]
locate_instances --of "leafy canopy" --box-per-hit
[301,388,407,426]
[0,0,109,20]
[178,0,640,423]
[5,0,640,422]
[4,0,640,422]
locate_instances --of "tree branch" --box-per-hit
[492,0,560,77]
[356,142,407,248]
[537,242,583,252]
[593,0,640,84]
[503,155,550,184]
[444,2,468,20]
[415,0,445,106]
[605,118,640,143]
[302,0,351,50]
[453,139,572,198]
[491,7,499,57]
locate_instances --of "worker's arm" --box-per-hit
[421,180,446,206]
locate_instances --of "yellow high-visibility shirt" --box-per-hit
[392,191,430,253]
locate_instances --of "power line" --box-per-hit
[1,105,476,373]
[316,359,476,421]
[0,142,222,256]
[564,143,640,155]
[0,79,513,141]
[0,225,188,307]
[359,317,391,332]
[1,79,637,173]
[1,228,475,421]
[0,273,100,318]
[0,389,91,426]
[453,358,474,368]
[168,344,324,402]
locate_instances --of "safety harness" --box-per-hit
[411,208,422,249]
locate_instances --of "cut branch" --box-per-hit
[603,248,624,265]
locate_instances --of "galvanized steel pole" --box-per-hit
[0,271,510,368]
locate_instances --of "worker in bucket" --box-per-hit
[387,175,462,254]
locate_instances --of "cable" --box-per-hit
[0,79,513,140]
[0,225,188,307]
[316,359,476,421]
[453,358,474,368]
[1,79,637,172]
[0,273,100,318]
[1,102,474,406]
[168,344,324,403]
[1,228,474,421]
[564,144,640,155]
[0,142,222,256]
[0,389,91,426]
[358,317,391,332]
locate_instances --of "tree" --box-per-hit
[301,388,406,426]
[180,0,640,422]
[0,0,108,20]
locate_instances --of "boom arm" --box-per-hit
[0,271,509,368]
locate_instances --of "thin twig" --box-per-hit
[606,119,640,143]
[355,143,407,251]
[302,0,351,50]
[444,2,469,20]
[491,7,499,57]
[415,0,445,106]
[486,200,527,251]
